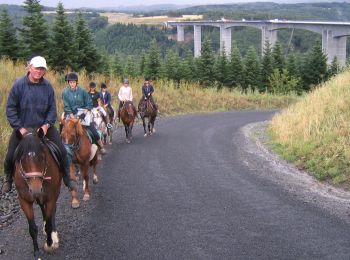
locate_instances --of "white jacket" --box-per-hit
[118,85,133,101]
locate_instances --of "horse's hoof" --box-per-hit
[71,199,80,209]
[93,176,99,184]
[144,133,147,137]
[108,142,112,145]
[83,193,90,201]
[44,242,57,253]
[126,139,131,143]
[149,132,153,136]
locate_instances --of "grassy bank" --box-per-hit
[0,59,298,175]
[269,68,350,187]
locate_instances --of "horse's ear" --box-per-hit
[37,127,45,139]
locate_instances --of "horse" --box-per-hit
[60,117,99,208]
[119,101,137,143]
[13,129,61,258]
[91,107,108,145]
[139,97,158,136]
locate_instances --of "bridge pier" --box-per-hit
[322,29,347,65]
[261,25,277,54]
[220,25,232,55]
[177,25,185,42]
[194,25,202,57]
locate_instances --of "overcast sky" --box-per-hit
[0,0,331,9]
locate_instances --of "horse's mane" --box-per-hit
[14,129,45,163]
[65,118,85,136]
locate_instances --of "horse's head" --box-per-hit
[61,118,84,145]
[124,101,135,117]
[15,129,47,198]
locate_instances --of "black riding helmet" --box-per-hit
[65,72,78,82]
[89,82,96,88]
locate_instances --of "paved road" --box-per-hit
[1,111,350,259]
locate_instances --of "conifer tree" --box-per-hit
[0,9,19,60]
[124,56,137,78]
[272,42,285,73]
[301,41,328,90]
[243,46,261,92]
[21,0,49,59]
[74,13,101,73]
[197,38,215,86]
[139,52,146,76]
[144,39,161,79]
[228,46,244,88]
[260,41,274,92]
[112,53,124,77]
[214,49,229,87]
[50,2,74,72]
[164,49,180,82]
[286,49,300,80]
[179,49,194,82]
[329,56,341,77]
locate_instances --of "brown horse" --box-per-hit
[14,129,61,258]
[139,98,158,136]
[119,101,137,143]
[61,118,99,208]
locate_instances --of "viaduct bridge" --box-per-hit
[166,20,350,65]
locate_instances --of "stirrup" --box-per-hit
[107,123,113,129]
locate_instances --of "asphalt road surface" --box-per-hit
[1,110,350,259]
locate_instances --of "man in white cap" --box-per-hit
[1,55,76,193]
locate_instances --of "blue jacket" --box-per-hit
[6,75,57,130]
[99,91,112,106]
[142,84,154,97]
[62,86,93,115]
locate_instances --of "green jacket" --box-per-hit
[62,86,93,115]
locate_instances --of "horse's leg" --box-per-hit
[142,117,147,136]
[150,116,156,134]
[148,118,152,135]
[19,200,40,258]
[70,163,80,209]
[43,201,59,252]
[82,164,90,201]
[92,162,98,184]
[125,125,130,143]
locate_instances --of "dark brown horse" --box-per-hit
[14,129,61,258]
[139,98,157,136]
[119,101,137,143]
[61,118,99,208]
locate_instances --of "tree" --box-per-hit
[164,49,181,82]
[21,0,50,59]
[50,2,74,72]
[124,56,137,78]
[197,38,215,86]
[228,46,244,88]
[144,39,161,79]
[301,41,328,90]
[328,56,341,78]
[111,53,124,77]
[0,8,19,60]
[269,69,301,94]
[139,52,146,76]
[74,13,101,73]
[260,41,274,92]
[214,49,229,87]
[179,49,194,82]
[272,42,284,73]
[243,46,261,92]
[286,49,300,80]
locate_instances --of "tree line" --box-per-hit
[0,0,343,94]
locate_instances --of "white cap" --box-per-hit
[29,56,47,69]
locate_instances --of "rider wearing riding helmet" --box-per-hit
[100,83,114,128]
[88,82,100,108]
[62,72,106,155]
[138,77,157,112]
[117,78,137,119]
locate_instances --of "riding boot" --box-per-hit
[62,156,77,192]
[97,140,106,155]
[1,172,13,193]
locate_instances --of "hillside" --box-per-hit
[269,68,350,186]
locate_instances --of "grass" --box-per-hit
[269,68,350,188]
[0,58,298,176]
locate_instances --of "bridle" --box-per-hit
[62,120,81,152]
[18,132,50,181]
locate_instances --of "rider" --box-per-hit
[2,55,75,193]
[117,78,137,120]
[62,72,106,155]
[100,83,114,128]
[88,82,100,108]
[138,77,157,112]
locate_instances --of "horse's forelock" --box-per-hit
[15,129,44,163]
